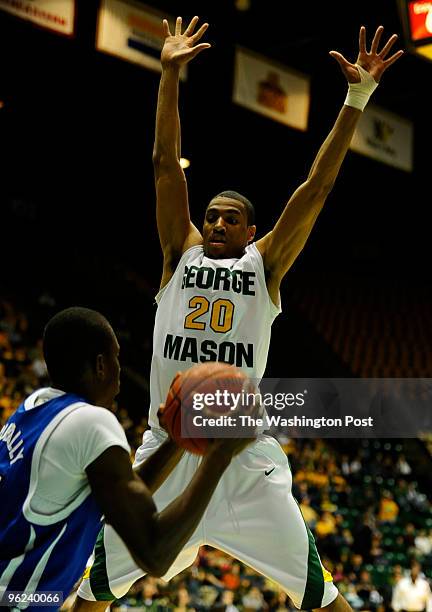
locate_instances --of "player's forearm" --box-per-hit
[150,448,232,574]
[153,65,181,163]
[134,439,184,494]
[307,105,361,192]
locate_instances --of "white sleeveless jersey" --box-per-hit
[148,243,281,429]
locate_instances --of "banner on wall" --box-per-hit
[233,47,310,130]
[350,105,413,172]
[0,0,75,35]
[96,0,186,79]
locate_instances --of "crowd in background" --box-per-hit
[2,294,432,611]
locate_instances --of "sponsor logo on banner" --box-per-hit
[350,105,413,172]
[0,0,75,35]
[233,47,310,130]
[96,0,186,79]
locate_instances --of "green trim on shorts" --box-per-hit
[301,522,325,610]
[89,526,116,601]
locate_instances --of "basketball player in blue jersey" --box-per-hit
[0,307,252,610]
[75,18,403,612]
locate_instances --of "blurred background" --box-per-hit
[1,0,432,610]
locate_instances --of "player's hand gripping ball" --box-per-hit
[159,362,255,455]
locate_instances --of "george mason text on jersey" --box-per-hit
[161,264,257,367]
[163,334,253,367]
[182,265,256,294]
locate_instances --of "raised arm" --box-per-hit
[256,26,403,303]
[153,16,210,289]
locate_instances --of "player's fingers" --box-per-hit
[383,49,404,67]
[370,25,384,54]
[329,50,350,69]
[192,22,209,43]
[378,33,398,59]
[162,19,171,37]
[175,16,182,36]
[187,43,211,59]
[359,25,367,54]
[184,15,199,36]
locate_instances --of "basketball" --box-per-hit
[159,362,250,455]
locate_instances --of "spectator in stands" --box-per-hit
[378,490,399,523]
[333,563,346,584]
[353,510,375,562]
[349,454,362,476]
[268,590,290,612]
[370,535,386,565]
[213,590,240,612]
[299,495,318,528]
[347,554,364,580]
[221,562,242,591]
[407,482,429,513]
[344,584,364,610]
[394,534,410,556]
[397,454,412,476]
[173,586,194,612]
[242,587,267,612]
[392,561,432,612]
[395,479,412,512]
[405,523,418,549]
[357,569,383,611]
[316,510,337,539]
[341,454,351,476]
[415,530,432,558]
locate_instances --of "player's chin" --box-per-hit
[205,243,228,259]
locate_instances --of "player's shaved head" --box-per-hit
[212,191,255,225]
[43,307,115,389]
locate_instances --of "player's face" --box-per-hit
[202,197,255,259]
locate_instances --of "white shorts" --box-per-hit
[78,431,338,609]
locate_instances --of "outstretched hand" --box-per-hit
[161,16,210,68]
[329,26,404,83]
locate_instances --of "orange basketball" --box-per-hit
[159,362,249,455]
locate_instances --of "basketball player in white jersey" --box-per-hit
[74,17,403,612]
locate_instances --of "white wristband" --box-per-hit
[344,64,378,111]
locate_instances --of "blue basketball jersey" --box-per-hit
[0,393,104,610]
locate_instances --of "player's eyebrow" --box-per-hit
[206,207,242,215]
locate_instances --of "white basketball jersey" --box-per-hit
[148,243,281,429]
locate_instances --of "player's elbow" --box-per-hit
[144,548,172,578]
[150,561,170,578]
[142,557,169,578]
[306,174,335,200]
[124,530,170,577]
[152,149,179,172]
[145,528,181,577]
[152,148,163,166]
[127,550,168,578]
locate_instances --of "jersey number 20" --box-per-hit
[184,296,234,333]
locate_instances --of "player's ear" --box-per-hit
[247,225,256,244]
[95,353,105,379]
